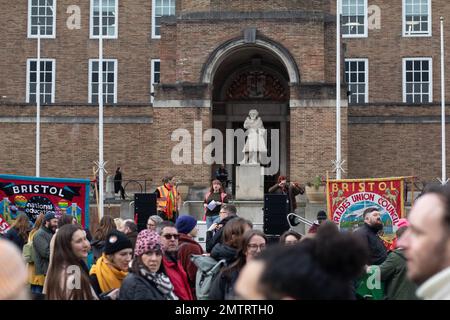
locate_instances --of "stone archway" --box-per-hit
[206,39,294,193]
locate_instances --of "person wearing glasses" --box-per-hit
[147,215,163,232]
[206,204,238,253]
[158,221,193,300]
[119,229,178,300]
[209,229,267,300]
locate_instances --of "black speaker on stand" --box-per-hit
[263,193,289,236]
[134,193,157,232]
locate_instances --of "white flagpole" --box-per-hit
[441,17,447,185]
[98,0,105,218]
[36,25,41,177]
[336,0,342,179]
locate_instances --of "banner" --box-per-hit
[0,174,90,232]
[326,177,405,241]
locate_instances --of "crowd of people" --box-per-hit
[2,180,450,300]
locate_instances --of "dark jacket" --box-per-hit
[5,227,27,250]
[354,223,388,265]
[379,248,418,300]
[91,239,105,263]
[178,234,204,296]
[119,272,167,300]
[114,171,122,193]
[206,215,237,253]
[210,243,238,265]
[33,225,54,275]
[209,268,239,300]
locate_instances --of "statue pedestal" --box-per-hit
[235,164,264,200]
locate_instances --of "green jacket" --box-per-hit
[379,248,418,300]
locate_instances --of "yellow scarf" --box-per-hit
[89,254,128,293]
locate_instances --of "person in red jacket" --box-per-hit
[158,221,194,300]
[175,215,204,298]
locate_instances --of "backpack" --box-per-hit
[190,255,227,300]
[23,238,37,264]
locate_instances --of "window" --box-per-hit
[28,0,56,38]
[345,59,368,104]
[403,58,432,103]
[342,0,367,37]
[152,0,176,38]
[90,0,118,38]
[151,59,160,103]
[89,59,117,104]
[403,0,431,36]
[26,59,55,104]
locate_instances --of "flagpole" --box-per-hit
[98,0,105,219]
[336,0,342,179]
[441,17,447,185]
[36,25,41,177]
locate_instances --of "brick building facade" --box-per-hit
[0,0,449,193]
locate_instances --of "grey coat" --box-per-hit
[33,226,54,275]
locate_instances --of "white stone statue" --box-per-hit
[241,109,267,164]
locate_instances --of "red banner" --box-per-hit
[326,177,405,241]
[0,174,90,232]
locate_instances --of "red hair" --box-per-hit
[209,179,225,193]
[278,176,287,183]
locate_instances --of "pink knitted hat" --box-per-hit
[134,229,162,257]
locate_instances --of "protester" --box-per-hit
[114,167,126,200]
[215,164,229,188]
[43,214,77,294]
[32,212,58,293]
[308,210,328,234]
[175,215,203,296]
[268,175,304,213]
[398,185,450,299]
[89,230,133,296]
[123,220,138,250]
[368,225,418,300]
[203,179,229,229]
[158,221,193,300]
[91,215,117,262]
[354,207,387,265]
[148,215,164,231]
[119,229,178,300]
[5,212,30,250]
[26,213,45,293]
[46,224,100,300]
[209,230,266,300]
[155,175,181,223]
[210,218,253,267]
[0,239,29,300]
[235,222,368,299]
[114,218,125,232]
[206,204,238,253]
[279,230,302,245]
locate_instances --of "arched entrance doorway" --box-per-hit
[210,45,291,194]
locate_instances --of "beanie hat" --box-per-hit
[396,218,410,229]
[175,215,197,234]
[134,229,162,257]
[317,210,328,221]
[44,212,56,222]
[104,230,133,255]
[0,239,28,300]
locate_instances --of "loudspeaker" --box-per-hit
[134,193,157,232]
[263,194,289,235]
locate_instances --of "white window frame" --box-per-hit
[151,0,176,39]
[26,58,56,104]
[345,58,369,104]
[402,57,433,103]
[402,0,432,37]
[151,59,160,103]
[341,0,368,38]
[88,59,118,104]
[90,0,119,39]
[27,0,57,38]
